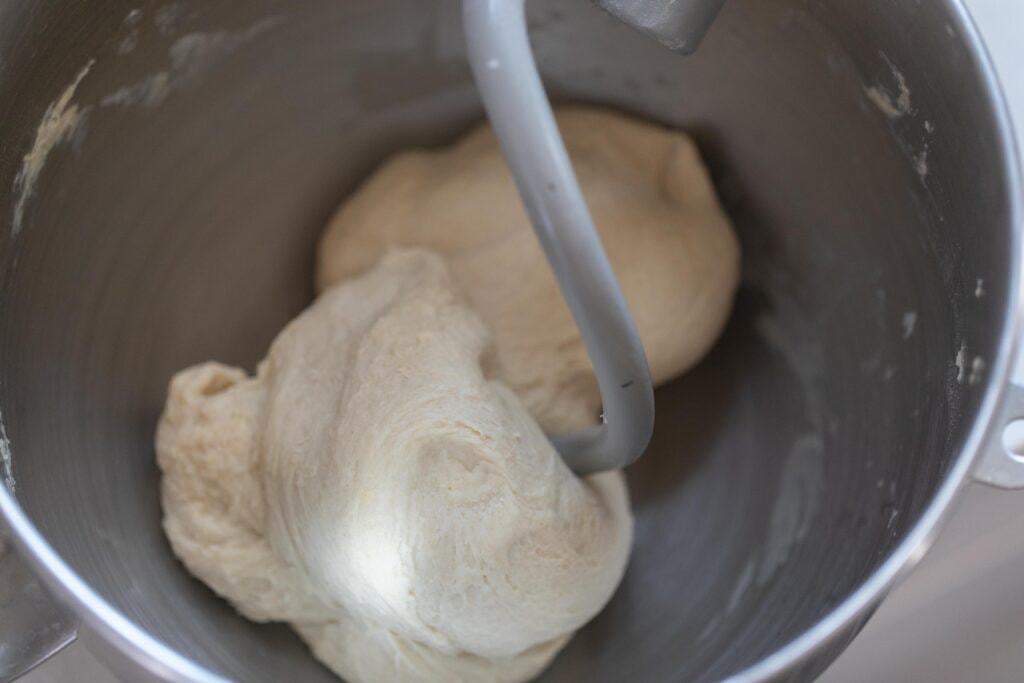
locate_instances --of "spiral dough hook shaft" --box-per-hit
[462,0,658,474]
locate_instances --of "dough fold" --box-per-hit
[159,250,632,682]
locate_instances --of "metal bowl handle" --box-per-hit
[973,382,1024,489]
[0,520,78,681]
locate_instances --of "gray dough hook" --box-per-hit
[462,0,725,475]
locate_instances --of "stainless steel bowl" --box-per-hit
[1,1,1023,681]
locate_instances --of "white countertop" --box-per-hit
[24,0,1024,681]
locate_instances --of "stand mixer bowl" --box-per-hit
[0,0,1021,681]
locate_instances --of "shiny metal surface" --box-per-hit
[593,0,727,54]
[0,1,1020,682]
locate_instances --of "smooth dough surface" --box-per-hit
[158,251,632,682]
[318,106,741,433]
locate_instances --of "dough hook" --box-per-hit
[462,0,723,475]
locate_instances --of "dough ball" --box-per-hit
[318,106,740,434]
[158,250,632,682]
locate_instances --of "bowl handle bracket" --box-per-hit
[974,382,1024,489]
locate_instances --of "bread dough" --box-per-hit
[318,106,740,433]
[158,251,632,682]
[158,106,739,682]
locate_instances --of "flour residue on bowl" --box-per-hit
[155,2,186,36]
[914,145,929,179]
[749,287,828,585]
[969,356,985,386]
[757,433,824,585]
[865,55,911,119]
[118,8,143,54]
[170,18,281,80]
[102,17,281,109]
[902,310,917,339]
[725,559,756,614]
[101,72,172,108]
[11,16,281,234]
[745,272,831,581]
[0,410,14,494]
[11,60,95,237]
[955,343,968,383]
[753,310,823,389]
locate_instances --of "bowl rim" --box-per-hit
[1,0,1022,681]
